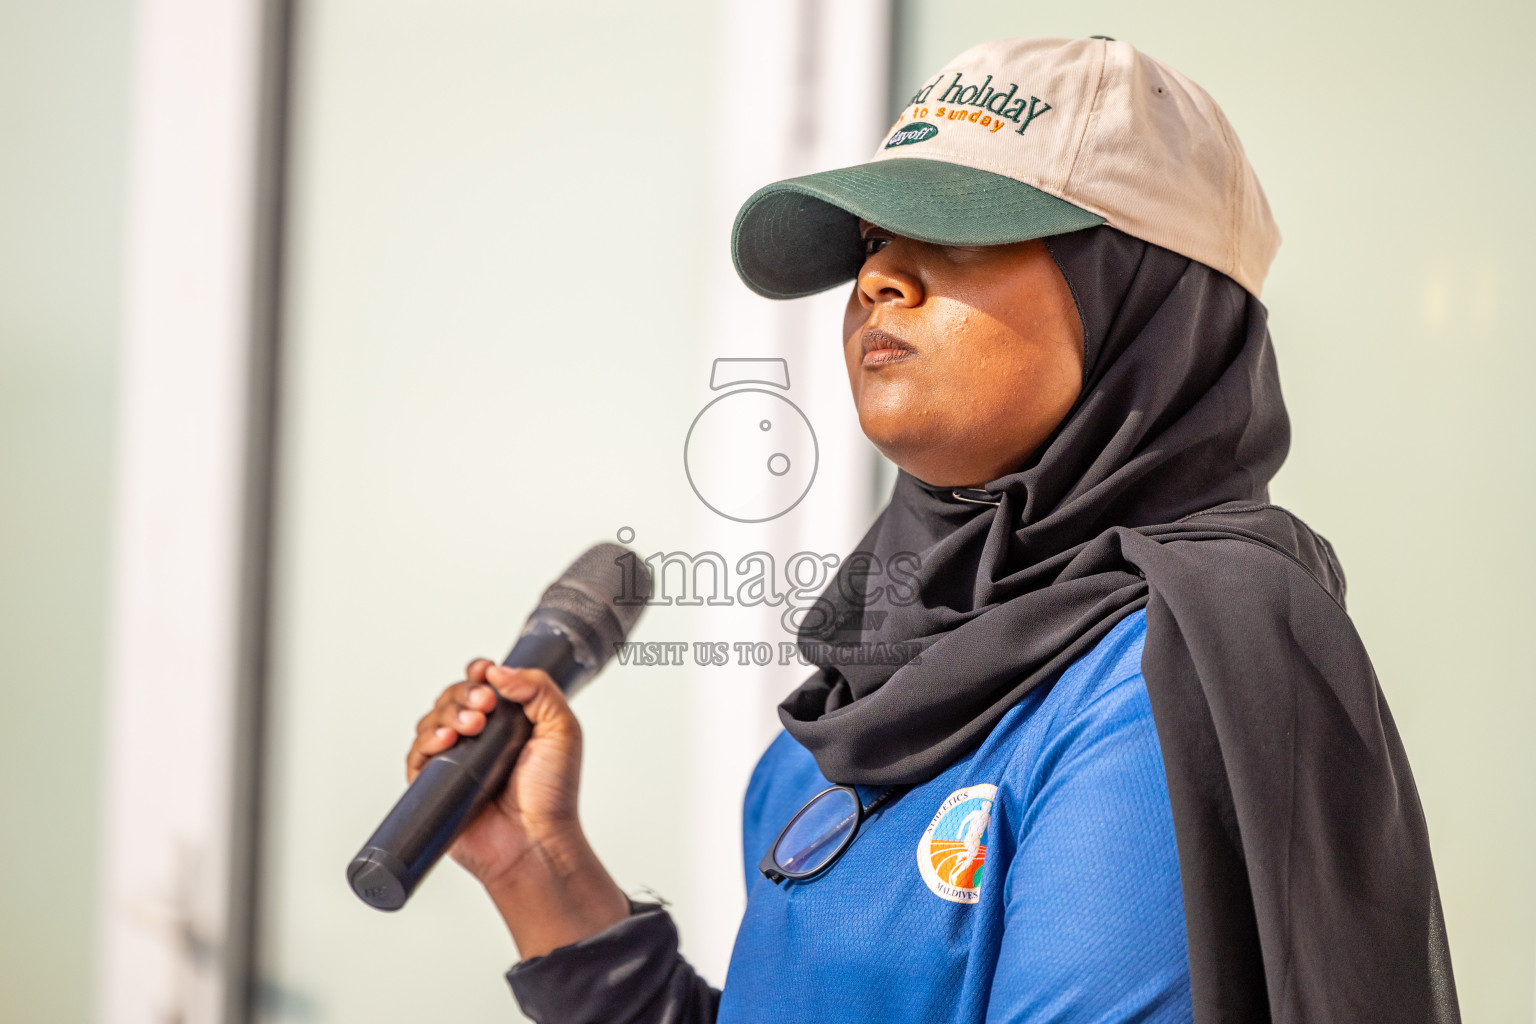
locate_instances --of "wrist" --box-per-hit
[482,827,630,960]
[481,821,593,899]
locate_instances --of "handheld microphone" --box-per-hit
[347,542,652,911]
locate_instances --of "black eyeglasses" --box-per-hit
[758,784,909,884]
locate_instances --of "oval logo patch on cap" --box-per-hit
[884,122,938,148]
[916,784,997,903]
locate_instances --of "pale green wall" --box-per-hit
[0,2,131,1022]
[255,2,715,1020]
[891,3,1536,1020]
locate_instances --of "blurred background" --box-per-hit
[2,0,1532,1022]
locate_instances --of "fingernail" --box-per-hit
[470,685,490,703]
[435,727,453,740]
[458,710,476,726]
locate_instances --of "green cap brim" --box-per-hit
[731,158,1106,300]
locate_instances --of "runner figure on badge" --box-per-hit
[949,799,992,887]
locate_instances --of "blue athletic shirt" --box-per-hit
[716,610,1192,1024]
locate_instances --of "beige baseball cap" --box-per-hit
[733,36,1280,299]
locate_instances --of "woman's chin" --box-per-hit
[857,409,920,457]
[857,425,940,482]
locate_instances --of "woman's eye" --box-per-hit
[862,236,891,258]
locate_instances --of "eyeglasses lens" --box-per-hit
[772,787,860,877]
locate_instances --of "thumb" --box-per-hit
[484,665,577,732]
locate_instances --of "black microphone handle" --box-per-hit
[347,628,582,911]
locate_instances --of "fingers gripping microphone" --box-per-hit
[347,542,653,911]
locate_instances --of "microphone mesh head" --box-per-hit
[533,543,653,670]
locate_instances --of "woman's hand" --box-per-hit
[407,659,629,958]
[408,660,581,886]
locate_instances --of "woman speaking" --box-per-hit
[405,37,1458,1024]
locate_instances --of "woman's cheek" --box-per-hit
[842,285,867,337]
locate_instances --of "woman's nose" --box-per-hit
[856,253,924,309]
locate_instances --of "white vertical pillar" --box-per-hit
[686,0,891,987]
[96,1,270,1021]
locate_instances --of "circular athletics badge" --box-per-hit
[916,784,998,904]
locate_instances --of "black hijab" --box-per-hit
[780,227,1460,1024]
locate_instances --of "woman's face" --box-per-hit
[842,221,1085,488]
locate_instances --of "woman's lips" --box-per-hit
[861,328,916,368]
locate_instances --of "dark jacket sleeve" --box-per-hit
[505,901,721,1024]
